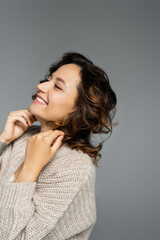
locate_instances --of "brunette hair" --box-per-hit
[32,51,118,167]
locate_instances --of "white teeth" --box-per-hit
[36,96,46,104]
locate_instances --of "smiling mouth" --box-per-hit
[33,97,48,105]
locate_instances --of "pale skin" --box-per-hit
[0,63,82,182]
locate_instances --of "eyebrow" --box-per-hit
[56,77,66,86]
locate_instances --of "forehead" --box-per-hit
[53,64,81,88]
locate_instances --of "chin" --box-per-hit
[29,104,48,124]
[29,104,38,120]
[29,103,34,113]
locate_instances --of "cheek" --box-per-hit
[48,92,76,110]
[49,94,65,105]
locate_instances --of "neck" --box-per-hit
[40,121,58,133]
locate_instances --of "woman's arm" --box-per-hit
[0,152,95,240]
[14,164,40,183]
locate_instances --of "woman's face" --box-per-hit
[29,63,81,132]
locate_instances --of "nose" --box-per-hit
[37,78,52,93]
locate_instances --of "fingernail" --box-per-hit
[59,135,64,140]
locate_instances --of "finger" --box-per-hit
[20,113,32,125]
[50,135,64,154]
[42,130,65,145]
[10,111,32,126]
[26,109,37,120]
[19,109,36,122]
[10,116,29,127]
[16,120,28,129]
[23,109,37,122]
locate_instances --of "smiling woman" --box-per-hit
[0,51,117,240]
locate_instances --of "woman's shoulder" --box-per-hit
[53,142,96,176]
[40,142,96,189]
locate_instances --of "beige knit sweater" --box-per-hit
[0,125,97,240]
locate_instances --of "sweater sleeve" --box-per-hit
[0,141,8,156]
[0,152,95,240]
[0,141,11,171]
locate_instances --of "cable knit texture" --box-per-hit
[0,125,97,240]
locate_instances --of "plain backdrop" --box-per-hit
[0,0,160,239]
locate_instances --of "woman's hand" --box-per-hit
[23,130,65,174]
[0,109,37,144]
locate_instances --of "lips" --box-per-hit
[37,94,48,105]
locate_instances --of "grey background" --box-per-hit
[0,0,160,239]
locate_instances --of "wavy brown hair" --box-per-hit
[31,51,118,167]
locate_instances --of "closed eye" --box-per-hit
[55,84,62,90]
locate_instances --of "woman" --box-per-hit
[0,51,117,239]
